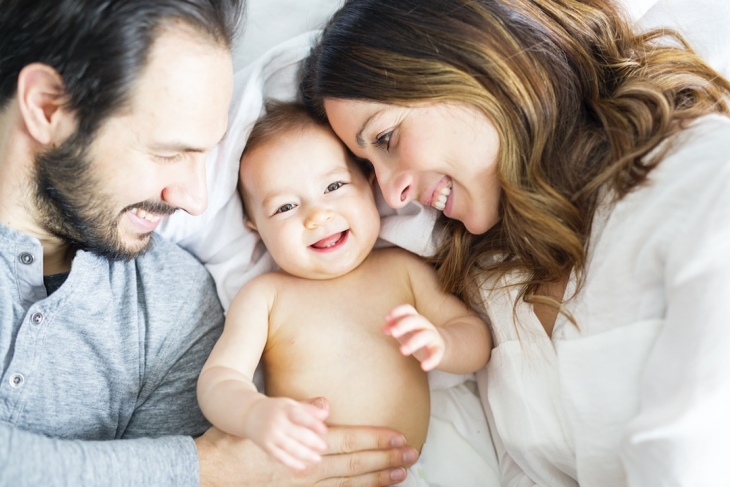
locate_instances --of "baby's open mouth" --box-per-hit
[310,230,348,249]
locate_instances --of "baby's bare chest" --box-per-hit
[270,278,410,347]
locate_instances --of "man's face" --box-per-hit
[33,25,233,260]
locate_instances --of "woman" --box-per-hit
[300,0,730,485]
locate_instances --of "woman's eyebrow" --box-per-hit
[356,111,382,148]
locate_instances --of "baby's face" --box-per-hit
[240,124,381,279]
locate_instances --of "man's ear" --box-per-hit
[16,63,77,145]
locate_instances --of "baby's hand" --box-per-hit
[245,396,329,470]
[382,304,445,371]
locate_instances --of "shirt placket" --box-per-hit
[1,243,47,423]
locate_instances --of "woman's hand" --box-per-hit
[383,304,446,371]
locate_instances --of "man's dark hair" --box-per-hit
[0,0,244,138]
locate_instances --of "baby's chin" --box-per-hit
[282,262,363,281]
[281,254,372,281]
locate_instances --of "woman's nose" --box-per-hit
[378,173,414,209]
[305,206,334,229]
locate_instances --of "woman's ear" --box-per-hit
[16,63,77,145]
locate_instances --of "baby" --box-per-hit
[197,101,492,486]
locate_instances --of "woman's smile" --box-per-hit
[324,99,502,235]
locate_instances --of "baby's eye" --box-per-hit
[275,203,296,214]
[325,181,344,193]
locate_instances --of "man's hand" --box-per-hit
[196,398,419,486]
[383,304,445,371]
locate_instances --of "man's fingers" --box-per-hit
[325,425,406,454]
[317,468,410,487]
[318,445,418,479]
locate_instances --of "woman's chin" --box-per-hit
[462,215,501,235]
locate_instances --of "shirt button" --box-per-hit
[19,252,35,265]
[30,312,44,326]
[9,373,25,388]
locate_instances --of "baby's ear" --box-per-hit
[367,171,378,193]
[245,218,258,232]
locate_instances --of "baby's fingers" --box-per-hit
[385,304,418,324]
[400,330,445,370]
[419,347,445,371]
[293,403,330,436]
[399,328,436,356]
[269,437,321,471]
[383,313,428,339]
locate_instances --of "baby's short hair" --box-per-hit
[243,100,326,157]
[239,101,321,221]
[239,100,372,224]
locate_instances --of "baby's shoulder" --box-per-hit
[230,271,289,307]
[372,246,433,270]
[371,245,421,264]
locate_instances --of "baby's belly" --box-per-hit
[264,339,430,451]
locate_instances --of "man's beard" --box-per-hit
[32,130,176,261]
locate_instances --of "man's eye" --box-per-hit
[374,131,393,150]
[325,181,344,193]
[154,153,184,163]
[275,203,296,214]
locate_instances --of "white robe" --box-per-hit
[477,115,730,486]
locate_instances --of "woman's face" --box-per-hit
[324,99,502,235]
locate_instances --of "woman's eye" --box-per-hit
[374,130,393,150]
[275,203,296,214]
[325,181,344,193]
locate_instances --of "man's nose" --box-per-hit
[160,154,209,216]
[304,206,334,229]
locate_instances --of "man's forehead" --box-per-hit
[117,25,233,150]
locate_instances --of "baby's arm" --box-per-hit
[196,276,328,470]
[382,250,492,374]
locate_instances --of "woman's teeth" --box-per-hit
[433,183,452,211]
[130,208,161,222]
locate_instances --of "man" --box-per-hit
[0,1,417,485]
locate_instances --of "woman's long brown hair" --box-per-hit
[301,0,730,311]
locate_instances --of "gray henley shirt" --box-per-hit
[0,221,225,486]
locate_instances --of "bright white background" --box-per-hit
[232,0,343,71]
